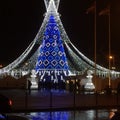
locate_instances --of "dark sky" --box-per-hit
[0,0,120,70]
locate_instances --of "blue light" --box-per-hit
[35,15,69,83]
[29,111,70,120]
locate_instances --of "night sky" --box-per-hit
[0,0,120,70]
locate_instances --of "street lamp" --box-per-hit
[99,2,111,88]
[111,56,115,70]
[108,3,111,88]
[108,55,113,88]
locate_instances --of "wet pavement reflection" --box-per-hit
[27,109,109,120]
[11,109,111,120]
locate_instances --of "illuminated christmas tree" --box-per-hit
[35,15,69,84]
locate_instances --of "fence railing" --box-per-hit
[0,89,120,112]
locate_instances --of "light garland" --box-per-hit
[0,0,120,80]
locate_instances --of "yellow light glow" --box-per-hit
[109,56,113,59]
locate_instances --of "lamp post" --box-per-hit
[108,55,113,88]
[99,2,111,88]
[111,56,115,70]
[94,1,97,92]
[108,3,111,88]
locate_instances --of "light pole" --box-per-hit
[99,2,111,87]
[108,55,112,88]
[94,0,97,92]
[111,56,115,70]
[108,4,111,88]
